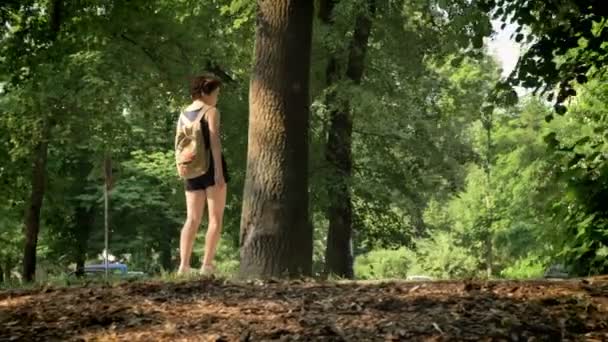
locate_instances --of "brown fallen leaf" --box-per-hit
[2,277,608,341]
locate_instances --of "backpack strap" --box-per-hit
[179,105,211,126]
[195,105,211,122]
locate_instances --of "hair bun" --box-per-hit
[202,80,212,94]
[189,74,222,99]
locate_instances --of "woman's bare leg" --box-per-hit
[201,184,227,271]
[178,189,206,274]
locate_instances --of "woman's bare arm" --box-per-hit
[206,107,223,178]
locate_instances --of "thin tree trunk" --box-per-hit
[483,108,493,278]
[485,233,493,277]
[74,205,94,276]
[322,0,375,278]
[22,128,50,282]
[21,0,62,283]
[239,0,314,279]
[3,261,11,282]
[0,265,3,283]
[159,226,172,272]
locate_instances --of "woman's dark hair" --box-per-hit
[190,74,222,98]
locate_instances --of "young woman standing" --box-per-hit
[177,75,229,275]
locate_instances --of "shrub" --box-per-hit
[413,231,480,279]
[500,255,546,279]
[354,248,414,280]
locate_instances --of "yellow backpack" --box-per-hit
[175,106,211,179]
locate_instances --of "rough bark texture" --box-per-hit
[239,0,314,278]
[322,0,375,279]
[22,0,62,283]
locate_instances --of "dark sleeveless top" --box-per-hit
[182,107,229,191]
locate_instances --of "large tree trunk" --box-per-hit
[239,0,314,278]
[322,0,375,278]
[22,0,62,283]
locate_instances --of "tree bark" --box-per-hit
[74,205,94,276]
[239,0,314,279]
[159,226,172,272]
[22,127,50,282]
[322,0,375,278]
[22,0,62,283]
[3,261,12,283]
[483,106,493,278]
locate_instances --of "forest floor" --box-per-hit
[1,276,608,341]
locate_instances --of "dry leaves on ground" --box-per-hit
[1,277,607,341]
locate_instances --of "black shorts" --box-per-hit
[184,153,230,191]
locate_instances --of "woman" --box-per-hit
[177,74,229,275]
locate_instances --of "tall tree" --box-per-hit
[313,0,492,273]
[320,0,376,278]
[22,0,63,282]
[239,0,314,278]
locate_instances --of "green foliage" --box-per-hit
[354,248,413,280]
[500,256,546,280]
[355,231,480,280]
[411,231,480,279]
[420,76,608,279]
[488,0,608,116]
[421,98,554,277]
[545,79,608,275]
[2,0,605,284]
[309,0,495,255]
[0,0,253,281]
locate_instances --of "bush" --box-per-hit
[413,231,480,279]
[355,231,480,280]
[354,248,414,280]
[500,255,546,279]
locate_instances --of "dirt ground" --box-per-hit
[1,276,607,341]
